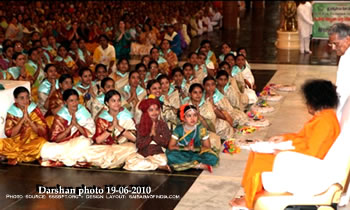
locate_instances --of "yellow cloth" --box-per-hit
[31,86,39,103]
[242,109,340,208]
[45,116,55,129]
[92,44,116,69]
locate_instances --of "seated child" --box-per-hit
[166,104,219,172]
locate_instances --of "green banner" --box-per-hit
[312,1,350,39]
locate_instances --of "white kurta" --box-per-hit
[297,2,314,38]
[336,47,350,119]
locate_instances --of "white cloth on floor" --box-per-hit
[123,153,168,171]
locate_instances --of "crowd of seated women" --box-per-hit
[0,3,346,210]
[0,9,256,171]
[0,1,223,60]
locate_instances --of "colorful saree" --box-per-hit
[183,98,221,149]
[166,123,219,171]
[40,104,95,166]
[0,102,47,163]
[86,108,137,169]
[160,49,178,69]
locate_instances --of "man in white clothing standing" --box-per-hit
[297,1,314,54]
[328,23,350,120]
[328,22,350,207]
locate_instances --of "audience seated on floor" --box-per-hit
[0,1,256,176]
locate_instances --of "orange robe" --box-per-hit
[241,109,340,208]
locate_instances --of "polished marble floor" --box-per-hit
[183,1,338,66]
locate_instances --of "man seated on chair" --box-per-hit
[230,79,340,209]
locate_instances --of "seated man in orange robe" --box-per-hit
[230,79,341,209]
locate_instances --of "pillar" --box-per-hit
[223,1,238,30]
[253,1,264,10]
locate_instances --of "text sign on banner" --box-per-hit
[312,2,350,39]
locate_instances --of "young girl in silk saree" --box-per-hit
[0,86,48,165]
[166,104,219,172]
[182,83,221,149]
[90,90,137,169]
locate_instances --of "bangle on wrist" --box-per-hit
[107,128,113,133]
[120,128,126,136]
